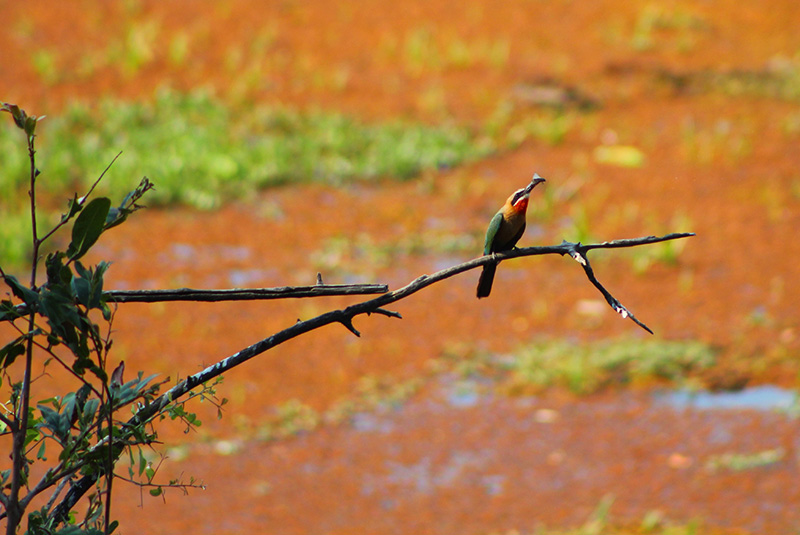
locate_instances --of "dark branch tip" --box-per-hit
[370,308,402,319]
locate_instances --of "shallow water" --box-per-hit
[655,385,798,412]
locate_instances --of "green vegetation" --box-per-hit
[593,144,646,168]
[254,375,424,442]
[657,55,800,103]
[0,89,496,265]
[708,55,800,102]
[31,49,61,85]
[432,338,716,396]
[10,89,491,205]
[630,4,708,53]
[256,399,321,441]
[433,338,716,396]
[485,101,577,147]
[504,338,714,395]
[705,448,785,472]
[167,31,192,67]
[679,117,753,165]
[398,26,510,76]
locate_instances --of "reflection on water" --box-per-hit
[655,385,798,411]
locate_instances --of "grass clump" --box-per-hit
[705,448,785,472]
[254,375,423,442]
[256,399,321,441]
[505,338,715,395]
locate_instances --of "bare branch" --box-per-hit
[566,246,652,333]
[5,283,391,318]
[48,231,694,524]
[104,283,389,303]
[580,232,694,251]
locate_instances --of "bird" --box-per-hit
[476,174,546,298]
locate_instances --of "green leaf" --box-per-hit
[39,283,77,324]
[149,487,162,497]
[89,261,109,309]
[66,197,111,261]
[1,102,26,129]
[0,337,26,368]
[138,448,147,476]
[3,274,40,308]
[73,260,90,280]
[82,398,99,423]
[71,261,108,310]
[25,423,41,448]
[45,251,70,286]
[24,115,40,138]
[71,275,91,307]
[37,441,47,460]
[39,284,86,356]
[37,404,71,442]
[0,299,25,322]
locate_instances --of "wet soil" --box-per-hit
[3,1,800,533]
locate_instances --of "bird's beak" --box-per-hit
[524,174,546,194]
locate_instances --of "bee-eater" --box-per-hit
[476,174,546,298]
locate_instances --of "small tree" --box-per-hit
[0,104,217,534]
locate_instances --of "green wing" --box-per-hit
[483,211,504,255]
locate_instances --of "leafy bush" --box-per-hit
[0,103,218,534]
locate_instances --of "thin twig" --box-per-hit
[38,152,123,246]
[7,121,40,535]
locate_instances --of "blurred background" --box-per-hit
[2,1,800,533]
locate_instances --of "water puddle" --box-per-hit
[655,385,798,412]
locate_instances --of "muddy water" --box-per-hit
[111,379,800,534]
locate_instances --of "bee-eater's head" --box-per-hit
[510,173,546,209]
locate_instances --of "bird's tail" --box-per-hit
[476,263,497,298]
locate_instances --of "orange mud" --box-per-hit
[3,1,800,533]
